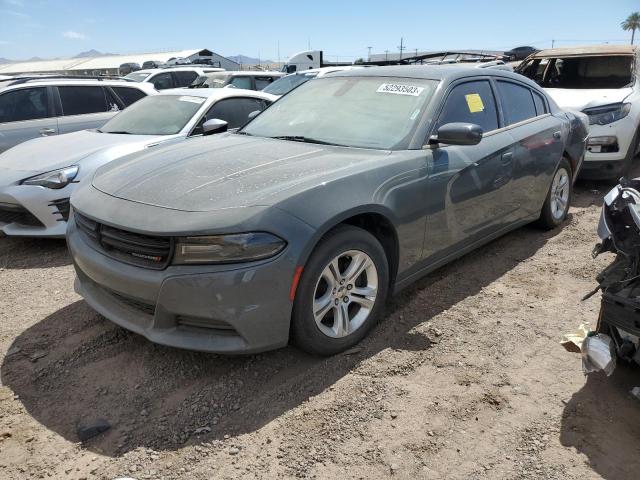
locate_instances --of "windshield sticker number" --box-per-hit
[179,96,206,104]
[377,83,424,96]
[465,93,484,113]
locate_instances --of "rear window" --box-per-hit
[59,86,111,116]
[496,81,537,126]
[111,87,147,107]
[519,55,634,89]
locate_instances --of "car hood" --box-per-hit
[0,130,170,182]
[92,134,391,212]
[544,87,633,111]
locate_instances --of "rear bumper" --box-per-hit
[67,215,301,354]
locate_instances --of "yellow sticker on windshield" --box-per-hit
[465,93,484,113]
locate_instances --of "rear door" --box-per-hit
[56,85,119,134]
[0,86,58,153]
[423,78,518,261]
[494,79,564,217]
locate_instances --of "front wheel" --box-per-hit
[291,225,389,355]
[537,158,572,229]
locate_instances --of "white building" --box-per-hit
[0,48,239,76]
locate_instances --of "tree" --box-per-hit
[354,58,364,65]
[622,12,640,45]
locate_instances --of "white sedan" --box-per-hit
[0,88,275,237]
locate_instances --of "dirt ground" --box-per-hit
[1,172,640,480]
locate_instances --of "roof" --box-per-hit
[201,71,284,77]
[530,45,636,58]
[328,64,524,82]
[158,88,276,101]
[0,49,239,74]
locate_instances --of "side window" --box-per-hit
[496,81,537,126]
[254,77,275,90]
[111,87,147,107]
[173,71,199,87]
[150,72,174,90]
[229,76,253,90]
[0,87,49,123]
[435,80,499,133]
[532,90,547,116]
[200,97,267,130]
[58,86,110,116]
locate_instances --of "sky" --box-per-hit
[0,0,639,62]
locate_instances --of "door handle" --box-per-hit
[501,151,513,165]
[39,128,56,136]
[553,131,562,139]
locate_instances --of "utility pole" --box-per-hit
[551,39,555,48]
[367,46,372,61]
[308,38,311,50]
[384,50,389,64]
[398,37,405,61]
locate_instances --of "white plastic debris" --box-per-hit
[561,323,592,353]
[582,333,617,376]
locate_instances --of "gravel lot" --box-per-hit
[0,172,639,479]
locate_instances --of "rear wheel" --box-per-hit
[292,225,389,355]
[537,158,572,229]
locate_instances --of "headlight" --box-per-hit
[583,103,631,126]
[173,232,286,265]
[21,165,79,189]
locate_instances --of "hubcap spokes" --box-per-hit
[551,169,569,220]
[313,250,378,338]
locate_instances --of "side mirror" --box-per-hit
[247,110,261,120]
[202,118,228,135]
[430,122,483,146]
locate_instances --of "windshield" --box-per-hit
[242,76,437,150]
[262,72,317,95]
[518,55,634,89]
[125,72,151,82]
[100,95,205,135]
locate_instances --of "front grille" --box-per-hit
[49,198,71,222]
[0,202,44,227]
[75,211,173,269]
[108,289,156,316]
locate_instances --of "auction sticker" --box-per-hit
[465,93,484,113]
[377,83,424,96]
[179,96,206,104]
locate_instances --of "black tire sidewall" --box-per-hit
[292,225,389,355]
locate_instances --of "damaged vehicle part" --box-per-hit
[592,178,640,365]
[517,45,640,180]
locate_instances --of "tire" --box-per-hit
[537,158,572,230]
[619,127,640,179]
[292,225,389,355]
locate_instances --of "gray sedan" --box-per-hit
[67,66,588,355]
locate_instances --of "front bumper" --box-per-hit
[0,183,73,237]
[67,215,301,354]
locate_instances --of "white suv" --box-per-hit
[124,66,224,90]
[0,76,156,153]
[517,45,640,180]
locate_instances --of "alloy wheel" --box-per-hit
[550,167,570,221]
[312,249,378,338]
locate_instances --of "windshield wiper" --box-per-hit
[269,135,345,146]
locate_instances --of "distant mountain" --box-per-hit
[0,58,13,64]
[228,54,274,65]
[74,49,115,58]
